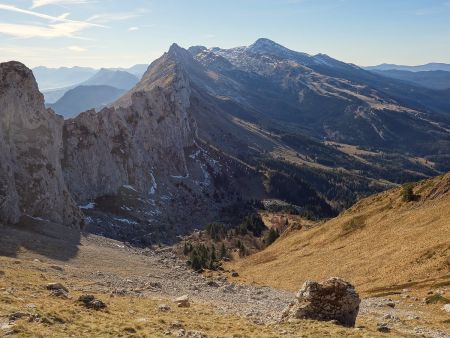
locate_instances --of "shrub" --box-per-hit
[402,183,416,202]
[425,294,450,304]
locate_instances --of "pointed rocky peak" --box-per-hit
[246,38,313,64]
[247,38,304,57]
[168,43,192,60]
[248,38,286,53]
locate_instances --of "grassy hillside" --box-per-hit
[229,173,450,295]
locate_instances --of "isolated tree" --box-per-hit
[402,183,415,202]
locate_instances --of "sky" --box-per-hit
[0,0,449,68]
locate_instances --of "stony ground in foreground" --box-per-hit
[1,225,449,337]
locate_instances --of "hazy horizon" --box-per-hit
[1,0,450,68]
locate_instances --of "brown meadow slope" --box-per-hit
[230,172,450,294]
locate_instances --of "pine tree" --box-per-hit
[220,242,227,258]
[190,251,202,271]
[210,244,217,262]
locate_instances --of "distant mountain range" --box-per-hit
[370,69,450,90]
[365,62,450,72]
[34,65,147,104]
[48,85,126,118]
[42,69,140,117]
[33,66,97,91]
[82,69,139,90]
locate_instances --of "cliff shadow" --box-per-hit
[0,217,80,261]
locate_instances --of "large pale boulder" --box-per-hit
[282,277,360,327]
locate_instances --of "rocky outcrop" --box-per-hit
[282,277,360,327]
[0,52,233,239]
[0,62,82,228]
[62,47,195,203]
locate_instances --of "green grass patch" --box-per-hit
[425,294,450,304]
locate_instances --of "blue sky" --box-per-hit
[0,0,449,68]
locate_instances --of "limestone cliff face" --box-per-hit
[0,51,226,239]
[0,62,82,228]
[62,45,197,203]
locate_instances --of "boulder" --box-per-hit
[282,277,360,327]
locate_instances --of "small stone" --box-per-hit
[123,327,136,334]
[186,330,207,337]
[9,311,29,321]
[170,321,185,330]
[78,294,106,310]
[174,329,185,337]
[174,294,190,308]
[206,280,219,287]
[158,304,171,312]
[149,281,162,289]
[46,283,68,293]
[49,265,64,272]
[377,323,391,333]
[231,271,239,277]
[442,304,450,313]
[50,289,68,299]
[407,315,420,320]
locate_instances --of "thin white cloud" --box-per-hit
[0,3,104,39]
[87,8,148,24]
[31,0,90,9]
[0,3,102,27]
[0,22,95,39]
[128,26,139,32]
[67,45,87,52]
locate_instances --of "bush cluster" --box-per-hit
[184,243,226,271]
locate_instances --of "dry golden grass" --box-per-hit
[229,173,450,295]
[0,257,394,338]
